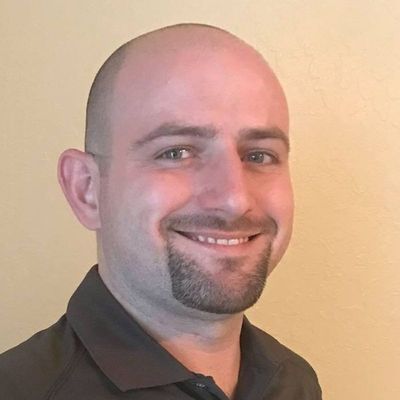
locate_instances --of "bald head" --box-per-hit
[85,23,287,158]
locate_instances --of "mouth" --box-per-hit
[174,231,261,247]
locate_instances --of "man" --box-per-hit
[0,24,322,399]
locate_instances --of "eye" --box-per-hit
[156,147,192,161]
[244,151,278,165]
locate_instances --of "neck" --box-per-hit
[131,297,243,398]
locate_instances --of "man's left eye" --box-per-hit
[245,151,277,164]
[157,148,192,160]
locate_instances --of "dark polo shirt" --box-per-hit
[0,266,322,399]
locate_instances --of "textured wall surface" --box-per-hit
[1,1,399,399]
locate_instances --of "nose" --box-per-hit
[196,151,253,218]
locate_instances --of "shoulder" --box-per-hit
[0,316,84,400]
[246,323,322,399]
[250,323,317,372]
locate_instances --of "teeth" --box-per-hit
[193,235,250,245]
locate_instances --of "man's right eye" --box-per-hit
[156,147,192,160]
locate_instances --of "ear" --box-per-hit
[58,149,101,230]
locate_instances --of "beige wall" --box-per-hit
[1,1,399,399]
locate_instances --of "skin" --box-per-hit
[58,25,293,398]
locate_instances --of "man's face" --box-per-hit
[97,44,293,315]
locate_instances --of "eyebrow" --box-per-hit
[130,123,217,150]
[239,127,290,152]
[130,122,290,152]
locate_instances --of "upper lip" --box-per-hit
[175,230,261,240]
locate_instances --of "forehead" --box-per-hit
[109,38,289,151]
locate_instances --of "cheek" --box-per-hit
[260,174,294,266]
[256,172,294,231]
[273,181,294,222]
[145,173,193,213]
[119,171,195,235]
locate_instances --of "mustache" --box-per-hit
[163,214,278,235]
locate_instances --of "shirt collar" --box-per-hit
[241,317,280,370]
[236,318,283,400]
[66,266,193,392]
[67,266,280,394]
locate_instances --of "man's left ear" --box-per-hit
[57,149,101,230]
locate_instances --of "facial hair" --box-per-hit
[167,241,271,314]
[164,212,277,314]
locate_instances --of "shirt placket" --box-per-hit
[178,375,231,400]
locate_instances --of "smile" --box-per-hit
[175,231,259,246]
